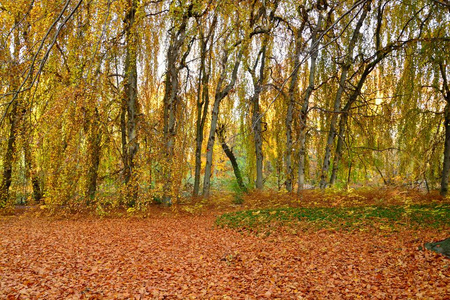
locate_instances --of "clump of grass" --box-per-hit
[215,204,450,232]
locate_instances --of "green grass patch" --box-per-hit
[215,204,450,232]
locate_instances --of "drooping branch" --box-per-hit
[0,0,83,126]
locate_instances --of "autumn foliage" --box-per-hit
[1,189,449,298]
[1,214,449,298]
[1,0,450,297]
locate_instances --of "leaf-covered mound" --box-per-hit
[215,204,450,231]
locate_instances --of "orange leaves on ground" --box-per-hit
[0,216,449,299]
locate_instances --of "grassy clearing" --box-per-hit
[215,204,450,232]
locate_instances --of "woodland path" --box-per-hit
[0,215,449,299]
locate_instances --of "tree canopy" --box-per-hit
[1,0,449,209]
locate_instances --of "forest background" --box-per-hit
[1,0,450,212]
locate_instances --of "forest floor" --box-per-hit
[1,189,449,299]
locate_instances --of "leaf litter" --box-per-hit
[0,215,448,299]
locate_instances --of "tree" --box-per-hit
[319,1,370,189]
[297,6,324,193]
[216,123,247,192]
[246,1,275,190]
[438,62,450,196]
[202,34,243,197]
[193,10,217,197]
[161,2,195,204]
[0,17,20,208]
[0,0,449,209]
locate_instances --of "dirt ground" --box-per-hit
[0,214,449,299]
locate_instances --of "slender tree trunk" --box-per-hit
[86,108,102,203]
[319,68,348,189]
[20,26,43,205]
[346,160,352,189]
[0,101,18,208]
[193,98,206,196]
[439,63,450,197]
[216,124,247,192]
[203,98,221,197]
[24,142,42,203]
[193,17,216,197]
[319,5,369,189]
[121,0,139,205]
[297,131,307,192]
[21,100,43,204]
[285,23,304,192]
[285,96,294,192]
[248,2,279,190]
[121,103,129,181]
[193,40,207,197]
[329,44,394,186]
[0,22,20,209]
[202,50,242,197]
[253,101,264,190]
[441,116,450,197]
[297,13,323,193]
[162,6,192,205]
[162,63,178,205]
[330,116,345,185]
[330,3,386,187]
[125,0,139,178]
[250,45,267,190]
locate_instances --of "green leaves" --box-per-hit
[216,204,450,231]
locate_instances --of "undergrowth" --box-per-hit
[215,204,450,233]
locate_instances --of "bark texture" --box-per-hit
[121,0,139,204]
[249,45,267,190]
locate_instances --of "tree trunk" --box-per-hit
[439,63,450,197]
[330,116,345,185]
[23,118,43,204]
[328,43,394,186]
[0,22,20,209]
[193,89,207,196]
[21,20,42,204]
[121,0,139,205]
[285,22,305,192]
[86,108,102,203]
[0,101,18,208]
[202,50,242,197]
[297,13,323,193]
[319,5,369,189]
[121,102,129,181]
[319,67,348,189]
[162,6,191,205]
[193,16,216,197]
[203,99,220,197]
[193,39,208,197]
[216,124,247,192]
[253,103,264,190]
[250,45,267,190]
